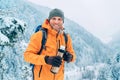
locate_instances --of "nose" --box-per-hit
[54,19,59,24]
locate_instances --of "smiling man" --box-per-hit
[24,8,76,80]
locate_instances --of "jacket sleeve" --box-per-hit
[24,31,47,65]
[66,34,76,62]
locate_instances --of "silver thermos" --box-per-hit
[50,45,65,74]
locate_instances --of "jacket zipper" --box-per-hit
[56,33,60,55]
[38,65,43,78]
[53,34,60,80]
[53,74,55,80]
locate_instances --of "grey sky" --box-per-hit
[27,0,120,43]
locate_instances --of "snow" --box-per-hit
[0,0,120,80]
[0,32,9,45]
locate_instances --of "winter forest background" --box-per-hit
[0,0,120,80]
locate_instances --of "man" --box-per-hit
[24,8,76,80]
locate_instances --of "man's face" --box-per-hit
[49,16,64,32]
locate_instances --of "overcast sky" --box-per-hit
[27,0,120,43]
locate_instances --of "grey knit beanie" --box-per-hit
[48,8,64,21]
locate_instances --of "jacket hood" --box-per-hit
[42,19,51,30]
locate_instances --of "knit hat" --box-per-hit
[48,8,64,21]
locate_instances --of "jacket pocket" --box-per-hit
[38,65,43,78]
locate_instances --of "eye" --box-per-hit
[51,17,56,20]
[58,18,62,21]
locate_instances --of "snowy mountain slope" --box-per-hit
[108,31,120,65]
[109,31,120,53]
[64,19,113,66]
[0,16,32,80]
[0,0,48,39]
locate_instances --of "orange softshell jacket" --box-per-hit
[24,19,76,80]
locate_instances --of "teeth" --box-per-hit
[54,25,57,26]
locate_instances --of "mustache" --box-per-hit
[52,24,64,30]
[53,24,62,26]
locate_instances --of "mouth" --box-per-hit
[53,24,61,27]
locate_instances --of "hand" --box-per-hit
[45,56,62,67]
[63,52,73,63]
